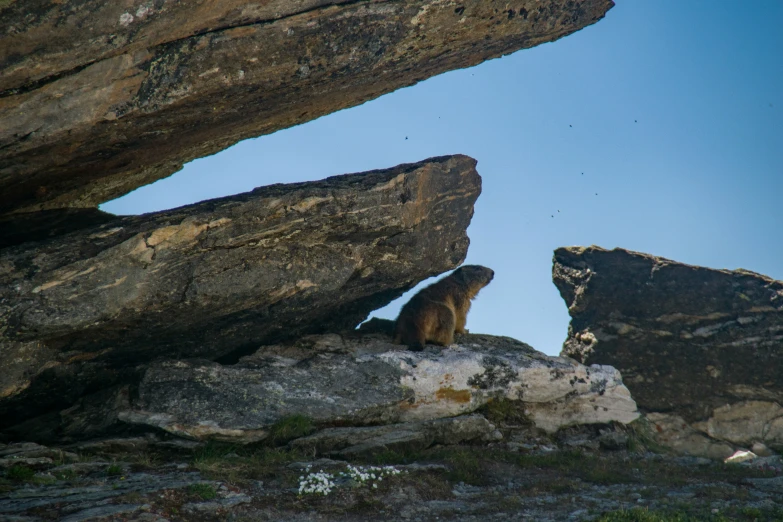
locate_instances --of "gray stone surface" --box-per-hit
[114,332,638,443]
[0,155,479,439]
[0,472,203,514]
[59,504,149,522]
[290,414,500,457]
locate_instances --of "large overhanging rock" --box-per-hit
[0,155,478,433]
[553,245,783,458]
[27,332,639,444]
[0,0,613,216]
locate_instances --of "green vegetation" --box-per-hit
[6,465,35,482]
[268,414,316,444]
[435,447,486,485]
[4,465,58,485]
[106,463,123,476]
[352,441,777,498]
[190,441,304,483]
[187,483,218,500]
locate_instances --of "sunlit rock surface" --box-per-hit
[0,156,479,436]
[108,331,638,444]
[554,245,783,457]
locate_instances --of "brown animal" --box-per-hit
[393,265,494,351]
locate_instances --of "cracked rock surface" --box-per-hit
[86,330,638,444]
[553,245,783,458]
[0,0,613,216]
[0,155,478,437]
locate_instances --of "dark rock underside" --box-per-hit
[0,0,614,217]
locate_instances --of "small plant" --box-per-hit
[106,463,123,476]
[343,464,402,488]
[269,415,316,444]
[192,441,237,465]
[297,464,404,496]
[298,468,336,496]
[187,482,218,500]
[6,465,35,482]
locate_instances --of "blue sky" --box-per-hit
[102,1,783,356]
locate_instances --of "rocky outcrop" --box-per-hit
[16,331,639,444]
[553,246,783,457]
[290,414,502,457]
[0,440,214,519]
[3,438,783,522]
[0,155,478,434]
[0,0,614,217]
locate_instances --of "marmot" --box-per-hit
[393,265,494,351]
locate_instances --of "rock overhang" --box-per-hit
[0,0,615,217]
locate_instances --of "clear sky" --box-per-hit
[102,1,783,356]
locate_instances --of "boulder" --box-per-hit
[0,155,478,434]
[553,245,783,457]
[28,331,639,444]
[0,0,613,216]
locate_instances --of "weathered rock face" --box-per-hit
[0,155,478,433]
[19,331,639,444]
[553,246,783,457]
[290,414,502,457]
[0,0,613,216]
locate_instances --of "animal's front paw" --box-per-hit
[408,343,425,352]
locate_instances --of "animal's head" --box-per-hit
[453,265,494,297]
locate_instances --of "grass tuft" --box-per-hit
[269,414,316,444]
[187,482,218,500]
[6,465,35,482]
[432,447,487,485]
